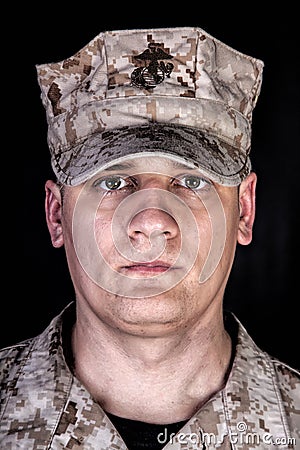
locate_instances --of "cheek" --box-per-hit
[224,201,240,240]
[216,204,240,271]
[193,209,213,254]
[192,199,238,283]
[94,214,116,256]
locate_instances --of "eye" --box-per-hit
[178,175,210,190]
[94,175,135,191]
[94,176,129,191]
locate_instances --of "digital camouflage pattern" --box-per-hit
[36,27,264,187]
[1,302,299,449]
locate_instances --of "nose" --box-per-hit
[127,179,180,244]
[128,207,179,242]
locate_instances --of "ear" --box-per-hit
[45,180,64,248]
[237,172,257,246]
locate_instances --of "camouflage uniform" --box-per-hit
[1,302,299,449]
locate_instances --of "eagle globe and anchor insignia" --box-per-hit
[131,42,174,89]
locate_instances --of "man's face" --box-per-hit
[47,155,254,336]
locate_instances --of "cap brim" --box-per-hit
[52,123,251,186]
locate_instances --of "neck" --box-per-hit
[71,303,232,424]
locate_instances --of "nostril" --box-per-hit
[127,207,179,241]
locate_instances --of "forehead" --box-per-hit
[92,154,207,177]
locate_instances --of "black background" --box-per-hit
[6,6,300,369]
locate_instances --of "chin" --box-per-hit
[115,317,185,337]
[106,293,191,335]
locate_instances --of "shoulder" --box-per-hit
[269,356,300,441]
[270,356,300,402]
[229,311,300,390]
[228,312,300,437]
[272,357,300,380]
[0,302,75,378]
[0,337,36,376]
[0,302,74,396]
[0,338,35,377]
[0,338,36,416]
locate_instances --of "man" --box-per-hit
[1,26,299,449]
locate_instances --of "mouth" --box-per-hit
[121,261,174,276]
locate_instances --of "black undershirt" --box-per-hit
[105,411,188,450]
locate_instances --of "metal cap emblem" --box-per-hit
[131,42,174,89]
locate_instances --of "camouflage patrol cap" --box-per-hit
[36,27,264,186]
